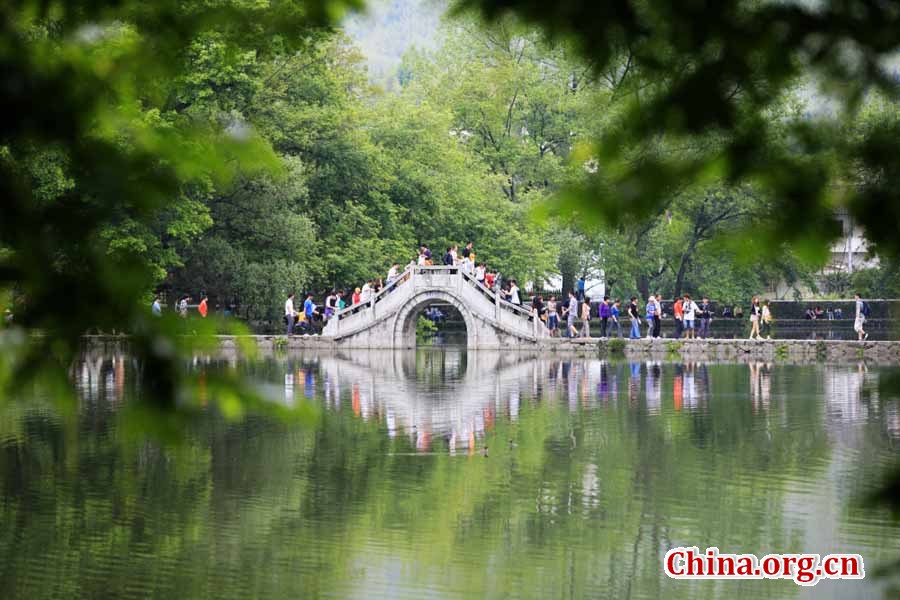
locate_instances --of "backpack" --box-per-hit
[861,301,871,317]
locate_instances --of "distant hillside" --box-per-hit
[342,0,446,90]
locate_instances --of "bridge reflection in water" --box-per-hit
[73,347,896,450]
[257,349,898,455]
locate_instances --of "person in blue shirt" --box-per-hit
[610,299,622,338]
[645,296,657,339]
[576,276,586,302]
[151,296,162,317]
[303,293,317,332]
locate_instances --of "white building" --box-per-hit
[826,210,878,274]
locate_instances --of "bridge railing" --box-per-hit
[459,269,539,323]
[332,264,415,321]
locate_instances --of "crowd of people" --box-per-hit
[528,291,872,341]
[528,293,714,340]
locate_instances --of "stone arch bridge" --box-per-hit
[322,266,548,349]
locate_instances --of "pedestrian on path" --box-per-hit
[673,296,684,338]
[748,296,762,340]
[628,297,641,339]
[681,294,698,339]
[547,296,559,337]
[761,300,773,339]
[284,293,296,335]
[854,293,870,340]
[580,296,591,338]
[566,291,578,338]
[698,297,712,338]
[611,299,622,338]
[599,296,611,337]
[653,294,663,338]
[645,295,656,339]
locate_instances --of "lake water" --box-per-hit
[1,349,899,599]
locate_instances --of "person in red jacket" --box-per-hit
[673,297,684,338]
[198,295,208,318]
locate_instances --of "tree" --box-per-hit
[0,1,362,400]
[455,0,900,259]
[171,157,320,323]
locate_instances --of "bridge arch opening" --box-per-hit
[414,302,467,346]
[394,291,477,349]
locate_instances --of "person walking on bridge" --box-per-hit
[360,281,373,304]
[387,263,400,286]
[475,262,486,284]
[508,280,521,306]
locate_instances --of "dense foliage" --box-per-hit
[4,1,854,335]
[2,2,900,389]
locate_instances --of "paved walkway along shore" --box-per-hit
[81,335,900,363]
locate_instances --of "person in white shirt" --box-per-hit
[854,292,868,340]
[462,255,474,274]
[474,263,486,283]
[508,280,521,305]
[387,263,400,285]
[360,281,373,304]
[681,294,700,339]
[284,293,296,335]
[565,291,578,337]
[450,244,459,265]
[417,251,427,266]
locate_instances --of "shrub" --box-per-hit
[416,316,437,343]
[608,338,626,353]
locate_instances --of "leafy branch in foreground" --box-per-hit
[0,0,361,405]
[455,0,900,260]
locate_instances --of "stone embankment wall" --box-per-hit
[603,338,900,363]
[82,335,900,363]
[220,336,900,362]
